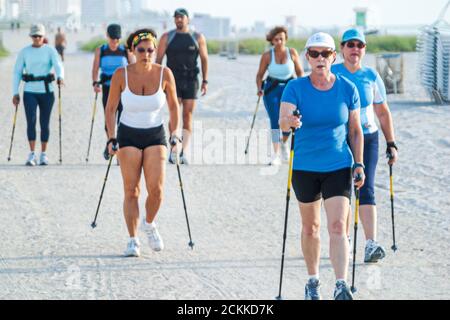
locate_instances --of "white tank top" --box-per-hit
[120,66,166,129]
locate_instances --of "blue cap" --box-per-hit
[342,28,366,44]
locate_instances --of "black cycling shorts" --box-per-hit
[175,77,199,100]
[117,123,167,150]
[291,168,352,203]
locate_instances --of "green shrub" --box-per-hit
[80,35,417,55]
[80,37,108,52]
[365,35,417,53]
[0,45,8,57]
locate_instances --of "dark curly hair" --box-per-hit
[266,26,288,43]
[126,28,158,50]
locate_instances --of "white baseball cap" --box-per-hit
[305,32,335,51]
[29,24,46,37]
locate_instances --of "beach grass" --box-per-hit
[80,35,417,55]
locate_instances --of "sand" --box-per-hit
[0,29,449,300]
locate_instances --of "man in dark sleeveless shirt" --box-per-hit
[157,8,209,164]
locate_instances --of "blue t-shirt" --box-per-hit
[281,75,361,172]
[332,63,386,134]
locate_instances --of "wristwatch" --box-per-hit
[387,141,398,151]
[202,80,208,84]
[352,162,365,172]
[93,81,101,87]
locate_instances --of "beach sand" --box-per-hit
[0,30,449,300]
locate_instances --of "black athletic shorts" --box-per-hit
[117,123,167,150]
[291,168,352,203]
[175,77,199,100]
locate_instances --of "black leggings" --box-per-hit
[23,91,55,142]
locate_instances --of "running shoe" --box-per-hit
[281,142,290,161]
[180,151,189,165]
[26,152,37,166]
[364,239,387,263]
[334,281,354,300]
[39,152,49,166]
[268,153,281,166]
[305,278,322,300]
[142,221,164,252]
[124,238,141,257]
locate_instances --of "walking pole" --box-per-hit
[351,175,363,294]
[58,84,63,164]
[91,142,118,229]
[7,105,19,161]
[244,96,261,155]
[171,139,195,250]
[276,109,300,301]
[86,92,98,163]
[389,163,398,252]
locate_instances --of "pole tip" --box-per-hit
[7,157,11,162]
[275,295,283,301]
[189,242,195,250]
[351,286,357,294]
[91,222,97,229]
[391,245,398,252]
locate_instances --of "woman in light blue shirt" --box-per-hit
[256,26,304,165]
[12,24,64,166]
[332,29,399,264]
[280,32,364,300]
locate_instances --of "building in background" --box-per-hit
[191,13,231,40]
[285,15,298,37]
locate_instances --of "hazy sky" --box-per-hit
[149,0,449,28]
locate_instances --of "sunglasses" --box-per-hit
[136,47,155,54]
[307,50,334,58]
[345,41,366,49]
[31,35,43,38]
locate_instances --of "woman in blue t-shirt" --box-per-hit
[280,32,365,300]
[332,29,399,264]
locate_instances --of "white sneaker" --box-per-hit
[39,152,49,166]
[281,142,290,161]
[142,221,164,252]
[180,154,189,165]
[26,152,37,166]
[124,238,141,257]
[268,153,281,166]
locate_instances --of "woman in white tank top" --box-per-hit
[104,28,181,257]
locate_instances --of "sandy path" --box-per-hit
[0,32,449,300]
